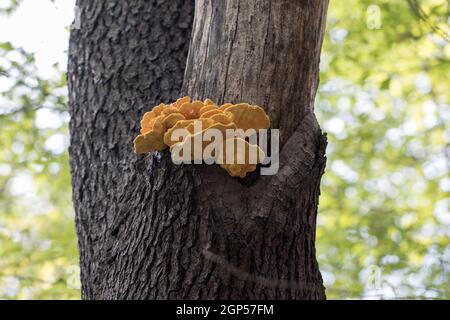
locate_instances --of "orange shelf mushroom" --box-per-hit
[224,103,270,131]
[199,105,218,116]
[134,115,166,154]
[171,122,237,162]
[163,118,215,147]
[218,137,266,178]
[133,97,271,178]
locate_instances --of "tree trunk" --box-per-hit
[68,0,195,299]
[69,0,329,300]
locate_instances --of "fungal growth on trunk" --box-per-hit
[133,97,271,178]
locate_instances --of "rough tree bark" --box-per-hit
[68,0,195,298]
[69,0,329,299]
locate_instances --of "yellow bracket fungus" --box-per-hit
[134,116,166,154]
[224,103,270,131]
[161,106,180,116]
[209,113,232,125]
[134,97,271,178]
[204,98,215,106]
[219,103,233,111]
[218,137,266,178]
[174,96,190,108]
[179,101,205,120]
[199,105,218,116]
[163,119,214,147]
[171,122,237,161]
[200,109,223,119]
[162,113,186,129]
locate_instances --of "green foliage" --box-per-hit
[0,0,448,299]
[0,42,80,299]
[317,0,449,299]
[0,0,23,14]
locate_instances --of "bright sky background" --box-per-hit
[0,0,76,77]
[0,0,75,203]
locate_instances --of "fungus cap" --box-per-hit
[163,118,215,147]
[152,103,166,115]
[179,102,204,120]
[218,137,265,178]
[172,122,236,161]
[134,129,167,154]
[224,103,270,131]
[200,109,223,119]
[199,105,218,116]
[174,96,190,108]
[161,106,181,117]
[162,113,186,129]
[204,98,215,106]
[219,103,233,111]
[210,113,232,125]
